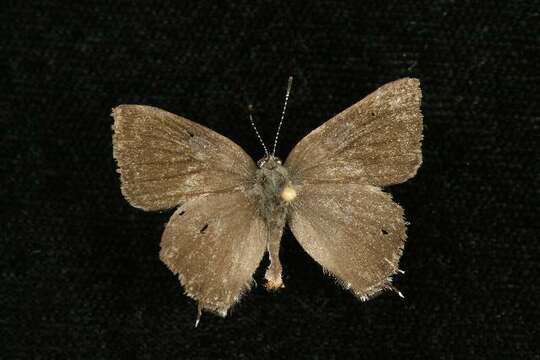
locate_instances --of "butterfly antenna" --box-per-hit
[272,76,293,156]
[248,104,269,157]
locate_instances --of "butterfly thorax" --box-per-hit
[254,156,293,225]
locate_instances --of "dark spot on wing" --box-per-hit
[200,224,209,233]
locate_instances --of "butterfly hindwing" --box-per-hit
[112,105,256,211]
[160,190,267,316]
[288,183,406,299]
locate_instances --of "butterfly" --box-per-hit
[112,77,423,325]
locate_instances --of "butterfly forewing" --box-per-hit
[285,78,422,187]
[112,105,256,210]
[160,191,266,316]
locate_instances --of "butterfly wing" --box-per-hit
[112,105,256,211]
[285,78,422,299]
[285,78,422,186]
[288,184,406,299]
[160,190,266,316]
[112,105,266,315]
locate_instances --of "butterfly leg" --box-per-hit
[264,217,286,291]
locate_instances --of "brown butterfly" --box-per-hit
[112,77,422,325]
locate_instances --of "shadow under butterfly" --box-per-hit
[111,77,423,326]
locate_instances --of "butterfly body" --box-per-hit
[112,78,423,320]
[253,156,291,289]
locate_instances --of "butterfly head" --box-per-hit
[257,155,282,169]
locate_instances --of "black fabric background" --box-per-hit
[2,1,538,359]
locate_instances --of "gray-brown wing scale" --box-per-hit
[286,78,422,187]
[112,105,256,211]
[288,183,406,300]
[160,191,266,316]
[285,78,422,299]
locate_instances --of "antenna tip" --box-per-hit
[248,104,254,112]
